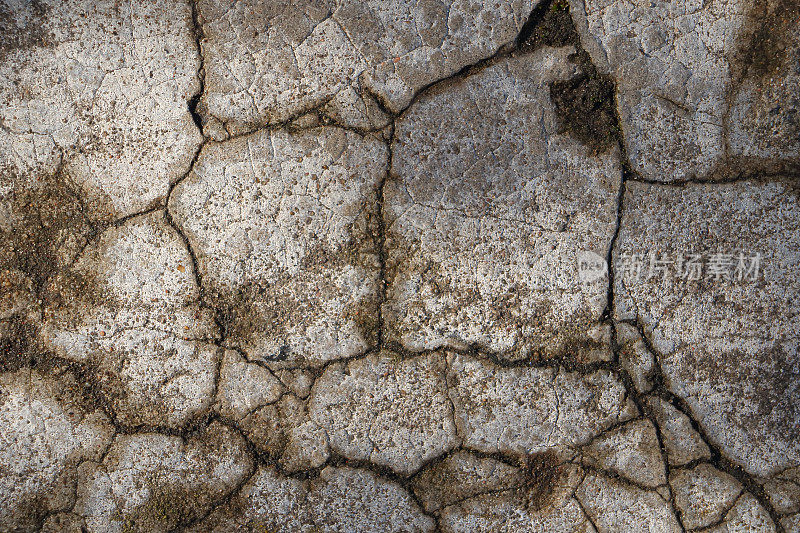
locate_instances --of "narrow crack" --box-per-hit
[187,0,206,133]
[614,319,787,532]
[5,0,797,530]
[375,123,394,349]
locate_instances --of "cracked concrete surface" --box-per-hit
[1,0,798,531]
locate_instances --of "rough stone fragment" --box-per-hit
[188,466,310,532]
[188,465,435,532]
[38,211,220,429]
[703,493,777,533]
[310,350,459,476]
[235,393,329,472]
[385,47,622,360]
[572,0,800,181]
[215,349,285,420]
[670,464,742,530]
[41,513,85,533]
[614,180,800,477]
[280,419,331,473]
[447,352,633,455]
[439,479,593,533]
[0,0,201,216]
[307,466,436,531]
[582,419,667,488]
[197,0,536,133]
[169,127,386,367]
[73,421,253,533]
[763,467,800,515]
[411,450,525,513]
[0,368,114,532]
[577,473,682,532]
[647,396,711,467]
[781,513,800,532]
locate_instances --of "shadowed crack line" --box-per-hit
[614,319,786,532]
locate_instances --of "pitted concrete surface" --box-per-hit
[1,0,797,531]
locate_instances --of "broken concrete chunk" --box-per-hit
[41,513,86,533]
[703,492,777,533]
[280,419,331,473]
[577,473,682,532]
[186,465,311,532]
[0,0,202,216]
[310,350,459,476]
[582,419,667,488]
[572,0,799,181]
[439,485,594,533]
[385,47,622,360]
[447,352,633,455]
[215,349,285,421]
[0,368,114,532]
[308,466,436,532]
[197,0,536,132]
[646,396,711,467]
[615,180,800,477]
[38,211,220,429]
[237,393,316,459]
[169,127,386,367]
[73,421,253,533]
[411,450,525,513]
[763,467,800,515]
[228,390,330,473]
[188,465,435,532]
[3,0,798,529]
[670,464,742,530]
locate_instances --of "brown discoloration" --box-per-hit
[0,167,114,326]
[410,451,527,513]
[682,344,800,447]
[0,169,110,317]
[215,240,379,367]
[0,166,116,416]
[0,169,103,295]
[0,317,36,372]
[732,0,800,82]
[520,450,564,510]
[119,484,193,533]
[0,0,55,62]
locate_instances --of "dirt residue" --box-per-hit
[0,0,54,61]
[550,69,618,153]
[518,0,578,51]
[0,166,116,420]
[0,170,98,294]
[732,0,799,82]
[0,167,111,344]
[213,239,380,366]
[517,0,620,153]
[520,449,564,510]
